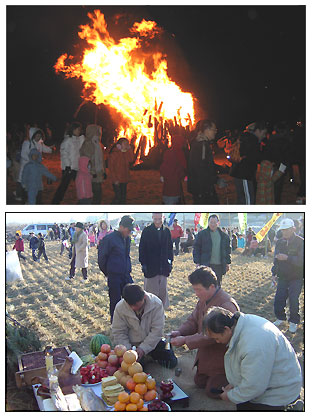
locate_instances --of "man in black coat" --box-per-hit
[98,215,135,322]
[193,214,231,287]
[139,213,173,309]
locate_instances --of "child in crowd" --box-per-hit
[29,232,39,261]
[21,148,57,204]
[12,232,26,261]
[89,229,96,248]
[237,234,246,248]
[75,156,93,204]
[108,138,134,204]
[37,233,49,262]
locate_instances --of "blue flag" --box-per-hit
[168,213,177,227]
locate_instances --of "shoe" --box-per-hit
[273,319,285,327]
[289,322,298,333]
[65,276,74,281]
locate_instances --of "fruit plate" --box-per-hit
[81,381,102,387]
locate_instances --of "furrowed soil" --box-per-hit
[6,243,304,410]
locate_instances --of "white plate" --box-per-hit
[81,381,102,387]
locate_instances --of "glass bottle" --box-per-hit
[44,346,54,377]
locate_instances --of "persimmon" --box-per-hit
[143,389,157,402]
[123,350,138,364]
[135,383,147,395]
[118,392,130,404]
[121,360,130,373]
[129,392,141,404]
[114,401,126,411]
[126,378,136,392]
[126,403,137,411]
[133,372,148,384]
[137,399,144,409]
[146,377,156,390]
[128,362,143,376]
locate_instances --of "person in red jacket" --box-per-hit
[12,232,26,261]
[108,138,134,204]
[159,135,187,204]
[170,219,184,256]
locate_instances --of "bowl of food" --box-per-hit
[80,364,108,386]
[147,399,171,411]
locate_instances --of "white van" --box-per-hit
[22,223,55,239]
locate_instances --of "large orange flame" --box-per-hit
[55,10,195,156]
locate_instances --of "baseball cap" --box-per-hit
[119,215,135,231]
[278,218,295,231]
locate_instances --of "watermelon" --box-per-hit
[90,334,112,356]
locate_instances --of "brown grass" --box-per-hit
[6,242,304,410]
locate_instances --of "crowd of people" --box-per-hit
[6,118,305,205]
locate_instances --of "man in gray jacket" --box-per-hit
[112,284,177,368]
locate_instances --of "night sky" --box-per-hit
[7,5,305,138]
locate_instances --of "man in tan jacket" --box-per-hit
[112,284,177,368]
[170,266,239,398]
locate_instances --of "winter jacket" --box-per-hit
[18,127,52,182]
[75,156,93,200]
[193,227,231,275]
[60,134,85,171]
[178,288,239,376]
[108,147,134,183]
[170,224,183,239]
[13,238,24,252]
[272,233,304,281]
[237,237,245,249]
[230,130,261,180]
[98,230,131,276]
[160,136,186,197]
[21,149,56,193]
[256,160,283,204]
[187,134,218,196]
[225,313,302,406]
[29,236,39,249]
[80,124,105,183]
[72,230,88,268]
[38,237,45,249]
[139,224,173,278]
[112,292,164,355]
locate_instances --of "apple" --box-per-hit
[100,344,111,354]
[97,360,108,369]
[108,354,119,366]
[118,357,123,365]
[106,364,118,376]
[114,344,127,357]
[98,352,108,361]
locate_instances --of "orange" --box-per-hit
[123,350,138,364]
[118,392,130,404]
[114,401,126,411]
[121,360,131,373]
[143,389,157,402]
[128,362,143,376]
[129,392,141,404]
[146,377,156,390]
[133,372,148,384]
[126,378,136,392]
[126,403,137,411]
[137,398,144,409]
[135,383,147,396]
[138,406,148,411]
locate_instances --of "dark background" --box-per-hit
[7,5,306,141]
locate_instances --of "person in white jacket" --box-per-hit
[203,307,302,410]
[52,121,85,204]
[112,284,177,368]
[16,127,52,201]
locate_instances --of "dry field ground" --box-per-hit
[6,242,304,411]
[7,150,302,205]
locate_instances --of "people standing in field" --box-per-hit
[79,124,106,204]
[272,218,304,334]
[193,214,231,287]
[12,232,26,261]
[237,234,245,249]
[98,215,135,322]
[112,284,177,368]
[37,233,49,263]
[159,134,187,204]
[170,267,239,398]
[97,220,110,246]
[139,213,173,310]
[65,222,88,281]
[52,121,85,204]
[75,156,93,204]
[203,307,302,410]
[180,228,194,253]
[60,224,70,255]
[21,148,57,205]
[89,229,96,248]
[108,137,134,204]
[29,231,39,261]
[170,218,184,256]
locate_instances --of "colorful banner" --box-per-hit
[238,213,247,233]
[199,213,209,229]
[168,213,177,227]
[255,213,283,243]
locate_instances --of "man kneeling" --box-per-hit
[112,284,177,368]
[170,266,239,398]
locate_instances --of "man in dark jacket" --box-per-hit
[193,214,231,287]
[37,233,49,262]
[98,215,135,322]
[139,213,173,309]
[230,121,266,204]
[272,218,304,334]
[29,232,39,261]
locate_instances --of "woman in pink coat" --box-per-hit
[75,156,93,204]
